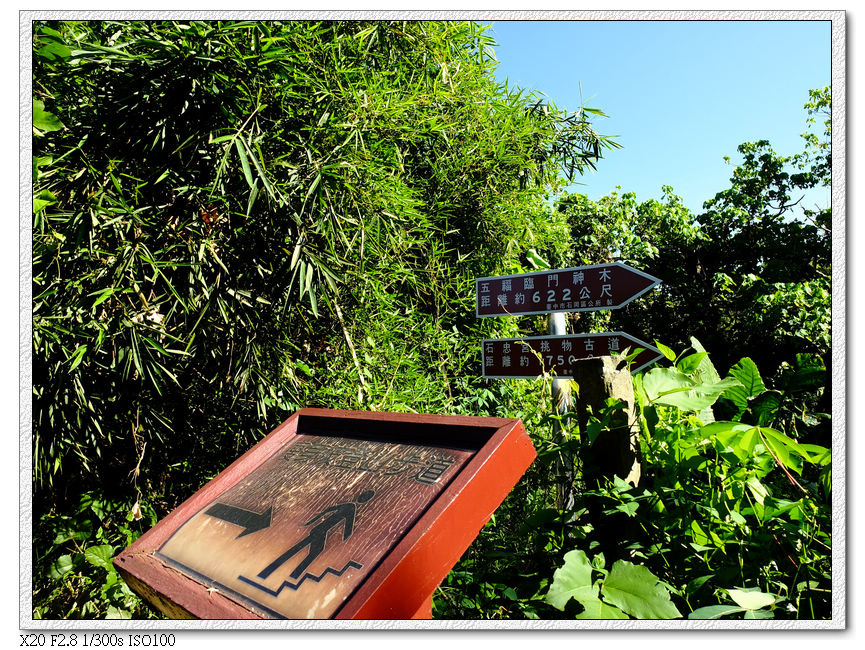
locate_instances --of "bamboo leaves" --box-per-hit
[235,137,254,188]
[32,19,617,517]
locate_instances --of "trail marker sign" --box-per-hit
[482,332,663,378]
[476,262,660,318]
[114,408,535,620]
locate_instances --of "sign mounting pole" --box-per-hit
[548,311,575,510]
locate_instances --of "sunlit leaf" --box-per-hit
[600,560,682,619]
[33,99,64,133]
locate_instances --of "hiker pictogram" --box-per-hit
[257,490,375,581]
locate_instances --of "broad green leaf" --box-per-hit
[729,509,747,526]
[690,520,709,546]
[644,368,741,401]
[33,155,53,182]
[610,475,632,493]
[744,608,774,619]
[84,544,115,570]
[615,501,639,517]
[38,26,63,39]
[688,604,746,619]
[696,404,716,425]
[699,420,744,440]
[745,476,769,504]
[574,596,630,619]
[759,426,809,474]
[644,367,741,411]
[705,422,760,462]
[545,549,597,610]
[106,605,132,619]
[750,390,783,426]
[723,357,766,412]
[33,189,57,213]
[33,99,64,133]
[727,589,777,610]
[49,554,75,579]
[632,372,648,408]
[642,367,694,398]
[759,426,811,458]
[799,443,831,465]
[677,352,708,375]
[600,560,682,619]
[685,574,714,594]
[654,341,676,362]
[689,337,721,385]
[38,41,72,60]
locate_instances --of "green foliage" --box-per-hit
[546,549,680,619]
[629,342,831,618]
[32,19,618,619]
[554,89,831,387]
[32,19,612,496]
[32,20,831,621]
[33,492,160,619]
[689,587,780,620]
[437,342,830,620]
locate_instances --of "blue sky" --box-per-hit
[486,19,832,215]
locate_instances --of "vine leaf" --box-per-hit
[33,99,65,134]
[723,357,766,415]
[83,544,115,570]
[600,560,682,619]
[727,588,777,610]
[545,549,598,611]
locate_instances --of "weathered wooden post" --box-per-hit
[572,356,640,489]
[572,356,641,562]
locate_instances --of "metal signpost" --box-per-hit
[476,262,662,508]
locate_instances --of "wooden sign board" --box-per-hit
[114,408,536,620]
[476,262,661,318]
[482,332,663,378]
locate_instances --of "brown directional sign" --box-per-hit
[114,409,536,620]
[476,262,660,318]
[481,332,663,377]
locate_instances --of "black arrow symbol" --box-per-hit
[204,503,273,538]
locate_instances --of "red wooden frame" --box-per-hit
[114,408,536,620]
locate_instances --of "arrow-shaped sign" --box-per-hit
[204,503,273,538]
[481,332,663,377]
[476,262,660,318]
